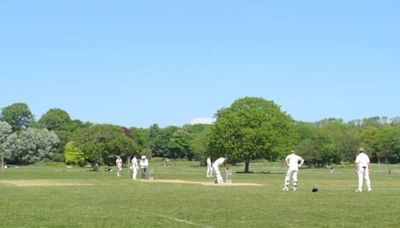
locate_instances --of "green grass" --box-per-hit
[1,161,399,227]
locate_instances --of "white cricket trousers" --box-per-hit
[357,167,371,191]
[207,165,213,177]
[213,165,223,183]
[284,169,298,190]
[132,168,137,180]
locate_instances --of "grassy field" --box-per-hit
[1,160,400,228]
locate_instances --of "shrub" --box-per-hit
[64,141,85,167]
[51,152,65,162]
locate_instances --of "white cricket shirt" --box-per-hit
[140,159,148,168]
[207,158,212,167]
[116,158,122,168]
[213,157,225,167]
[131,157,138,169]
[286,153,303,170]
[355,153,370,168]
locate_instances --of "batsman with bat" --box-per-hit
[212,157,228,184]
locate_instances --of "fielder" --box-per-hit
[212,157,227,184]
[355,148,372,192]
[116,156,123,177]
[206,156,213,178]
[131,155,138,180]
[140,155,149,180]
[282,150,304,191]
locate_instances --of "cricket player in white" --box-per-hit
[116,156,123,177]
[131,155,138,180]
[212,157,227,184]
[140,155,149,180]
[355,148,372,192]
[282,150,304,191]
[206,156,213,178]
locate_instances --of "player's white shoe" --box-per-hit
[355,189,362,192]
[282,187,289,191]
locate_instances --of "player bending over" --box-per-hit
[212,157,228,184]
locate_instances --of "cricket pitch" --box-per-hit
[145,179,262,187]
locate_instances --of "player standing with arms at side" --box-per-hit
[131,155,138,180]
[355,148,372,192]
[140,155,149,180]
[282,150,304,191]
[116,156,123,177]
[206,156,213,178]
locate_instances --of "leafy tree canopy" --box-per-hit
[71,124,137,165]
[168,129,193,159]
[0,121,13,168]
[3,128,59,165]
[0,103,34,131]
[209,97,296,172]
[38,108,72,131]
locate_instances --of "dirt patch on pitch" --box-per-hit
[146,179,262,187]
[0,180,93,187]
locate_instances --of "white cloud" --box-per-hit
[189,117,216,125]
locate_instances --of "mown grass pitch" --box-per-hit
[1,161,399,227]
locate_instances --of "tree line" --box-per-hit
[1,98,400,172]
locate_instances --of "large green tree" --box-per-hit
[38,108,72,131]
[209,97,296,173]
[149,125,178,157]
[71,124,136,167]
[3,128,59,165]
[295,119,359,166]
[0,103,34,131]
[38,108,75,157]
[0,121,12,169]
[375,126,400,163]
[130,127,150,152]
[187,124,212,163]
[168,129,193,159]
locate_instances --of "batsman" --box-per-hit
[212,157,228,184]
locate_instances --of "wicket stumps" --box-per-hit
[149,169,154,180]
[226,168,232,184]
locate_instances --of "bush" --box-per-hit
[64,141,86,167]
[51,153,65,162]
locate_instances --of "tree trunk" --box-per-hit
[244,160,250,173]
[1,155,3,171]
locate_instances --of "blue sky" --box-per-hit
[1,1,399,127]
